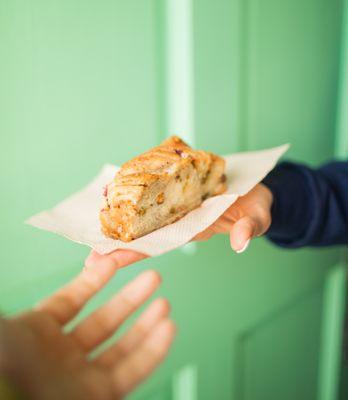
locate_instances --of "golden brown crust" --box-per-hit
[100,136,227,241]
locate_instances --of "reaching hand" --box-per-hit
[0,266,175,400]
[84,183,273,270]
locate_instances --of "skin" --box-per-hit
[85,183,274,270]
[0,184,271,399]
[0,266,175,400]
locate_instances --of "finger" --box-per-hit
[95,298,170,366]
[192,221,221,241]
[85,249,147,270]
[192,228,214,241]
[229,215,262,252]
[69,270,161,352]
[112,319,176,398]
[37,260,119,324]
[193,214,233,241]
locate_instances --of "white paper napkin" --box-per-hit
[26,144,289,256]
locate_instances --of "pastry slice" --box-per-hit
[100,136,227,241]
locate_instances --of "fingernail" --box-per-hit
[236,239,250,254]
[85,253,96,269]
[83,259,115,278]
[85,253,112,272]
[85,252,105,269]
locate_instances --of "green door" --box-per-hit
[0,1,345,399]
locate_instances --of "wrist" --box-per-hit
[261,162,313,245]
[259,183,274,208]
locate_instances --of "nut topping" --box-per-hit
[156,192,165,204]
[174,149,183,156]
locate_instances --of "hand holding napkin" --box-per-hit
[27,145,289,257]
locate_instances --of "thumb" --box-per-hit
[229,215,264,253]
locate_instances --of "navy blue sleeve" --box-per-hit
[262,161,348,248]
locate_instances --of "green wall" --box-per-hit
[0,1,346,399]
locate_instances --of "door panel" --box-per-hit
[0,0,161,294]
[193,0,343,399]
[235,288,322,400]
[0,1,345,399]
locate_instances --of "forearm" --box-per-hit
[262,161,348,248]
